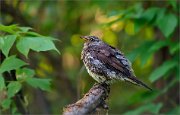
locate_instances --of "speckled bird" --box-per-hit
[81,35,152,91]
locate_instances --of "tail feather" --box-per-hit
[124,76,152,91]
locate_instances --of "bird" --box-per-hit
[80,35,152,91]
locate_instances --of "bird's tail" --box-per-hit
[124,76,152,91]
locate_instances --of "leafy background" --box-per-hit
[0,0,179,114]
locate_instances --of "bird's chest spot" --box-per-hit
[87,69,106,83]
[83,52,107,82]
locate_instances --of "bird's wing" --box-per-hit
[93,45,133,77]
[92,45,152,91]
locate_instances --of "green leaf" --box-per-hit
[19,27,32,32]
[168,0,178,11]
[169,42,180,54]
[149,40,168,52]
[0,36,4,50]
[25,31,42,37]
[0,74,5,91]
[157,13,178,38]
[7,81,22,98]
[16,37,59,57]
[0,55,27,73]
[141,7,159,22]
[26,77,51,91]
[1,98,12,109]
[16,68,35,80]
[126,48,140,62]
[0,24,18,34]
[149,60,177,82]
[168,106,180,114]
[134,19,146,33]
[1,35,17,57]
[124,103,163,115]
[140,40,169,66]
[126,41,154,62]
[140,51,153,67]
[126,41,155,66]
[128,91,159,105]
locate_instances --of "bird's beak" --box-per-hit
[80,36,89,41]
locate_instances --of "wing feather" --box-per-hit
[92,45,132,77]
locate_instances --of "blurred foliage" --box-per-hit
[0,24,59,114]
[0,0,179,114]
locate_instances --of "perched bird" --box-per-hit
[80,35,152,91]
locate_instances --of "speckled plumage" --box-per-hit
[81,36,152,90]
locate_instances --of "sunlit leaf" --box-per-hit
[124,103,163,115]
[7,81,22,98]
[1,35,17,57]
[16,37,60,57]
[0,55,27,73]
[26,77,51,91]
[1,98,12,110]
[0,74,5,91]
[149,60,177,82]
[0,24,18,34]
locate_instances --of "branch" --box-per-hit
[63,83,110,115]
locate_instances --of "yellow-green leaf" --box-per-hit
[0,24,18,34]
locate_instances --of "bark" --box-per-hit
[63,83,110,115]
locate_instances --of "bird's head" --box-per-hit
[80,36,101,42]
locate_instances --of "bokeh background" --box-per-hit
[1,0,179,114]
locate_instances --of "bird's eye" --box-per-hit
[90,38,93,41]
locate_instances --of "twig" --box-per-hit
[63,83,110,115]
